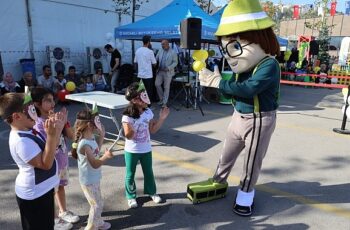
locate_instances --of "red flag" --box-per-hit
[293,5,300,19]
[330,2,337,16]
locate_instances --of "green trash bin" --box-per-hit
[219,71,233,104]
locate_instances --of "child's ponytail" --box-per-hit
[71,109,92,159]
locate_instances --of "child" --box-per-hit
[71,107,113,230]
[56,71,67,91]
[122,81,170,208]
[31,87,79,229]
[85,76,95,92]
[0,92,66,230]
[93,68,109,91]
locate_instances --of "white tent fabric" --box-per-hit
[0,0,172,80]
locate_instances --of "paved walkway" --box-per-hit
[0,85,349,229]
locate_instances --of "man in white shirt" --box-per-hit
[134,35,157,102]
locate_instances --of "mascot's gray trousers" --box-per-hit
[213,110,276,193]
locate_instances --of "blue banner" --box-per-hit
[346,1,350,15]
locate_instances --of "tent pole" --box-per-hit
[25,0,34,59]
[131,0,136,61]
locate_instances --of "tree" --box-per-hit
[261,1,282,34]
[112,0,149,16]
[197,0,212,13]
[304,0,332,65]
[112,0,149,60]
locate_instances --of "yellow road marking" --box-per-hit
[203,109,350,139]
[152,151,350,219]
[112,109,350,218]
[277,122,350,139]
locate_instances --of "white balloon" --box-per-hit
[116,40,124,51]
[331,77,338,84]
[105,32,113,41]
[344,94,350,104]
[341,105,350,117]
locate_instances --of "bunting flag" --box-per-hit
[293,5,300,19]
[318,6,324,16]
[346,1,350,15]
[330,1,337,16]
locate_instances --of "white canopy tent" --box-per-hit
[0,0,172,80]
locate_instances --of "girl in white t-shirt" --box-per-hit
[71,108,113,230]
[31,87,79,229]
[122,81,169,208]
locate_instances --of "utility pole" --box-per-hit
[131,0,136,61]
[25,0,34,59]
[207,0,211,13]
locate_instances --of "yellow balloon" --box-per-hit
[284,52,291,61]
[192,61,205,72]
[66,81,76,92]
[342,88,348,96]
[192,50,208,61]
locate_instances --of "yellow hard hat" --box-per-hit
[215,0,275,36]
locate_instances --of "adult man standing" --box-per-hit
[155,40,178,107]
[104,44,121,93]
[134,36,157,101]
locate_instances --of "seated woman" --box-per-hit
[0,72,21,95]
[93,68,110,91]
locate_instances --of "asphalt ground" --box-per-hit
[0,85,350,229]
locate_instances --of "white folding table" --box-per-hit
[65,91,129,150]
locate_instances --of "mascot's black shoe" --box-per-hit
[233,201,254,216]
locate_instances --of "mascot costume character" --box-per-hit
[187,0,281,216]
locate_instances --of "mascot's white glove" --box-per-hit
[199,65,222,88]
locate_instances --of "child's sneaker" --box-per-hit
[54,217,73,230]
[128,198,138,208]
[59,210,80,223]
[98,221,111,230]
[150,194,162,204]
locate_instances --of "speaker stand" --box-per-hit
[184,49,204,116]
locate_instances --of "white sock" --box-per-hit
[236,189,255,206]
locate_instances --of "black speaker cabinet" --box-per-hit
[309,40,319,55]
[180,18,202,50]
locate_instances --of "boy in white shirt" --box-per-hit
[0,92,66,230]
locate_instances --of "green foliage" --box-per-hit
[112,0,149,15]
[318,21,331,65]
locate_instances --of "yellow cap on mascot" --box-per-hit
[215,0,275,36]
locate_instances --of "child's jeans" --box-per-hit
[81,183,106,230]
[124,151,156,199]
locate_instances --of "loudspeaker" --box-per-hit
[309,40,319,55]
[180,18,202,50]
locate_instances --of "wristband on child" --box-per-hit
[64,121,71,129]
[71,142,78,149]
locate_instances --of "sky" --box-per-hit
[212,0,348,13]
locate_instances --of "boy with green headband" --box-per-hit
[0,92,67,229]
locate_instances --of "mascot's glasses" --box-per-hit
[219,40,252,58]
